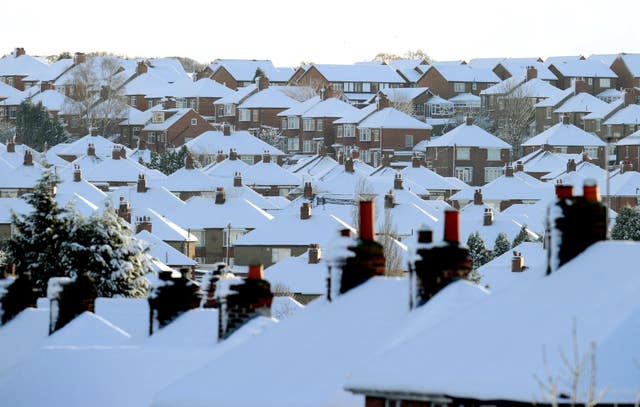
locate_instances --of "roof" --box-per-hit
[151,167,215,192]
[400,165,461,191]
[57,134,131,158]
[209,59,294,82]
[289,155,340,181]
[108,184,185,218]
[522,121,606,147]
[451,171,549,202]
[185,130,284,156]
[29,89,74,113]
[550,59,617,78]
[264,250,327,294]
[0,53,49,77]
[243,160,301,186]
[535,87,573,107]
[426,122,511,148]
[142,108,193,131]
[311,63,406,83]
[604,104,640,125]
[277,95,320,117]
[554,92,612,114]
[301,97,359,119]
[171,194,273,229]
[608,171,640,196]
[357,107,432,129]
[213,84,256,105]
[616,129,640,146]
[427,63,500,83]
[583,98,624,120]
[543,55,585,66]
[619,53,640,77]
[238,86,300,109]
[333,103,376,124]
[135,230,197,266]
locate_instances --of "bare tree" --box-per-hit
[372,49,432,64]
[390,93,415,116]
[379,208,403,276]
[281,86,318,102]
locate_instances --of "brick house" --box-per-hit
[547,59,618,93]
[236,76,299,131]
[615,130,640,172]
[368,87,433,119]
[198,59,294,90]
[139,107,214,153]
[610,53,640,89]
[423,116,511,186]
[212,84,257,127]
[601,89,640,140]
[416,63,500,99]
[0,48,50,91]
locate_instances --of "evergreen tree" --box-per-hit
[146,146,190,175]
[611,206,640,240]
[493,233,511,257]
[6,172,71,296]
[62,204,151,298]
[16,101,68,151]
[466,232,492,281]
[512,224,533,248]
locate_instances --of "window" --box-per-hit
[595,119,601,132]
[599,78,611,88]
[288,117,299,129]
[362,83,371,92]
[456,147,471,160]
[223,228,245,248]
[584,146,598,159]
[147,132,156,144]
[191,118,198,126]
[303,139,314,153]
[239,109,251,122]
[587,78,593,85]
[372,128,380,142]
[554,146,568,153]
[218,106,224,117]
[485,167,504,183]
[157,133,167,143]
[224,104,235,116]
[9,107,16,119]
[271,247,291,263]
[546,107,552,119]
[360,128,371,142]
[344,82,354,92]
[336,125,343,138]
[303,118,315,132]
[454,82,466,93]
[191,230,206,248]
[252,109,259,122]
[361,149,371,163]
[152,112,164,123]
[344,124,355,138]
[332,83,343,91]
[455,166,473,183]
[487,148,501,161]
[404,134,414,148]
[287,137,299,151]
[472,82,478,91]
[281,118,288,130]
[129,95,137,107]
[189,99,197,109]
[316,119,324,131]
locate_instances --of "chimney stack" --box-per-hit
[526,66,538,81]
[137,174,147,193]
[393,173,403,190]
[23,150,33,166]
[136,60,148,75]
[566,158,576,173]
[223,123,232,136]
[135,216,152,234]
[337,151,344,165]
[384,190,395,209]
[215,187,226,204]
[515,160,524,172]
[359,200,375,241]
[14,47,26,57]
[465,116,474,126]
[473,188,483,205]
[300,202,311,220]
[382,153,391,168]
[443,209,460,243]
[229,148,238,160]
[555,183,574,199]
[6,138,15,153]
[624,88,636,106]
[262,151,271,164]
[483,207,494,226]
[350,150,360,160]
[505,165,514,177]
[73,164,82,182]
[511,251,525,272]
[582,178,600,202]
[216,150,226,163]
[308,244,321,264]
[73,52,86,65]
[48,274,97,334]
[344,157,354,173]
[376,92,390,110]
[303,181,313,199]
[112,146,121,160]
[574,77,588,95]
[87,143,96,157]
[118,146,126,159]
[162,97,176,110]
[40,81,53,92]
[117,197,131,223]
[257,75,270,91]
[247,264,264,280]
[621,160,634,173]
[185,153,195,169]
[411,154,422,168]
[562,113,570,125]
[233,172,242,187]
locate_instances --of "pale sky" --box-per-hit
[3,0,638,67]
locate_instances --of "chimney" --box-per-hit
[23,150,33,166]
[247,264,264,280]
[413,210,471,305]
[473,188,483,205]
[233,172,243,187]
[526,66,538,81]
[135,216,152,234]
[262,151,271,164]
[308,244,321,264]
[566,158,577,173]
[162,97,176,110]
[555,183,574,199]
[376,91,390,111]
[483,207,494,226]
[411,154,422,168]
[303,181,313,199]
[215,187,226,205]
[465,116,474,126]
[223,123,232,136]
[73,164,82,182]
[229,148,238,160]
[547,179,606,274]
[382,153,391,168]
[14,47,26,57]
[148,271,202,334]
[6,138,15,153]
[136,60,148,75]
[87,143,96,156]
[0,269,37,325]
[624,88,636,106]
[621,160,634,173]
[344,157,354,173]
[574,77,588,95]
[562,113,570,125]
[515,160,524,172]
[505,165,514,177]
[384,190,395,209]
[257,75,270,91]
[119,146,126,159]
[117,197,131,223]
[73,52,86,65]
[137,174,147,193]
[112,146,121,160]
[185,153,195,170]
[351,150,360,160]
[300,202,311,220]
[216,150,226,163]
[511,251,525,272]
[48,274,97,334]
[40,81,53,92]
[359,200,375,241]
[393,173,403,190]
[337,151,344,165]
[100,86,111,100]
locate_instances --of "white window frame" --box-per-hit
[455,166,473,183]
[191,118,198,126]
[485,167,504,183]
[599,78,611,88]
[316,119,324,131]
[271,247,291,263]
[303,139,314,153]
[287,137,299,151]
[404,134,414,148]
[224,104,235,116]
[344,124,355,138]
[303,118,315,132]
[454,82,466,93]
[222,228,245,248]
[239,109,251,122]
[288,116,299,130]
[584,146,598,159]
[360,128,371,142]
[486,148,501,161]
[456,147,471,160]
[152,112,164,123]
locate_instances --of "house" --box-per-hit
[610,53,640,89]
[135,229,197,271]
[84,147,164,188]
[547,59,618,93]
[199,59,294,89]
[370,86,433,118]
[605,167,640,210]
[212,84,256,127]
[423,117,511,186]
[150,153,216,200]
[242,152,301,196]
[235,76,300,131]
[602,91,640,139]
[416,63,500,99]
[615,129,640,171]
[139,106,214,153]
[0,48,50,91]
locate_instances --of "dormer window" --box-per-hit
[152,112,164,123]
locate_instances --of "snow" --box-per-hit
[551,58,617,78]
[428,63,500,83]
[109,184,185,217]
[243,160,301,186]
[130,207,197,243]
[401,165,463,191]
[615,129,640,146]
[46,311,131,347]
[333,103,376,124]
[277,95,320,117]
[94,298,149,339]
[313,63,405,83]
[302,97,360,118]
[264,250,328,295]
[185,129,284,157]
[238,86,300,109]
[450,171,550,202]
[0,308,49,374]
[555,92,613,114]
[270,296,305,320]
[0,53,49,77]
[142,108,192,132]
[289,155,339,181]
[209,59,293,83]
[357,107,432,129]
[136,230,197,267]
[58,134,133,159]
[171,195,273,229]
[29,89,74,114]
[522,121,606,147]
[619,53,640,77]
[214,83,256,105]
[459,202,539,249]
[427,122,511,148]
[604,104,640,125]
[151,167,215,192]
[477,242,547,292]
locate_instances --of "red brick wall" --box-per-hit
[211,67,239,90]
[295,66,330,90]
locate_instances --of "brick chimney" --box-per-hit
[465,116,474,126]
[384,190,395,209]
[14,47,26,57]
[300,202,311,220]
[223,123,232,136]
[515,160,524,172]
[351,150,360,160]
[308,244,321,264]
[566,158,576,173]
[344,157,354,173]
[118,146,126,159]
[136,60,148,75]
[215,187,226,204]
[483,207,494,226]
[162,97,176,110]
[87,143,96,157]
[73,52,86,65]
[381,153,391,168]
[393,173,403,190]
[547,179,606,274]
[526,66,538,81]
[303,181,313,199]
[40,81,53,92]
[257,75,269,91]
[229,148,238,160]
[23,150,33,166]
[0,268,37,324]
[413,209,471,305]
[112,146,121,160]
[185,153,195,170]
[233,172,243,187]
[574,77,588,95]
[376,91,390,111]
[48,274,97,334]
[135,216,152,234]
[624,88,636,106]
[216,150,226,163]
[411,154,422,168]
[505,165,514,177]
[73,164,82,182]
[135,174,146,193]
[6,138,15,153]
[117,197,131,223]
[337,151,344,165]
[621,160,634,173]
[473,188,483,205]
[262,151,271,164]
[511,251,525,272]
[562,113,570,125]
[148,271,202,334]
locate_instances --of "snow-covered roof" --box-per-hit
[288,155,339,181]
[427,63,500,83]
[534,86,573,107]
[210,59,294,82]
[151,167,215,192]
[29,89,74,114]
[499,60,557,81]
[301,97,360,118]
[108,183,185,218]
[608,171,640,196]
[123,72,170,96]
[84,155,161,184]
[136,229,196,266]
[479,241,546,292]
[264,250,327,295]
[277,95,320,117]
[332,103,376,124]
[401,165,461,191]
[57,134,132,159]
[202,156,251,177]
[604,104,640,125]
[554,92,612,114]
[619,53,640,77]
[312,63,406,83]
[543,55,584,66]
[142,108,194,131]
[171,194,273,229]
[237,86,300,109]
[518,149,583,175]
[243,160,301,186]
[357,107,432,130]
[377,87,431,102]
[0,53,49,78]
[616,129,640,146]
[213,84,256,105]
[550,59,617,78]
[427,121,511,148]
[479,75,524,96]
[185,130,284,157]
[522,121,606,147]
[0,80,25,100]
[459,202,539,249]
[129,207,196,242]
[448,92,481,103]
[57,176,109,207]
[0,308,49,374]
[451,171,549,202]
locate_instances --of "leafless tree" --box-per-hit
[379,208,404,276]
[391,93,415,116]
[281,85,318,102]
[372,49,432,64]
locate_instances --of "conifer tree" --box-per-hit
[493,232,511,257]
[466,232,491,282]
[15,101,68,151]
[512,224,533,248]
[611,206,640,241]
[146,146,190,175]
